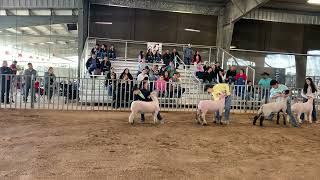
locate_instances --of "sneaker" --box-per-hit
[140,119,145,123]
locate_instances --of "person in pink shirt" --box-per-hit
[155,75,167,97]
[195,63,204,79]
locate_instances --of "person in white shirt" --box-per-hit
[137,69,149,84]
[300,78,317,123]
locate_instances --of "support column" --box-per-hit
[295,56,307,88]
[78,0,89,78]
[216,12,234,68]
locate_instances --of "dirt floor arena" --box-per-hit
[1,109,320,180]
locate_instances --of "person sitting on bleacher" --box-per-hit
[138,51,144,62]
[107,45,116,60]
[153,50,162,63]
[86,54,100,77]
[203,67,216,85]
[162,50,171,66]
[98,44,107,59]
[91,44,100,55]
[146,49,153,63]
[137,69,149,85]
[120,68,134,81]
[137,59,147,76]
[106,67,117,96]
[101,56,111,75]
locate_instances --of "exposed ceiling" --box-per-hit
[265,0,320,13]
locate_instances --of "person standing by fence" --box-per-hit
[0,61,13,104]
[23,63,37,103]
[44,67,56,103]
[258,72,272,104]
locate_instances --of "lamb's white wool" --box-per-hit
[196,94,225,125]
[257,97,288,117]
[291,97,314,123]
[129,91,160,124]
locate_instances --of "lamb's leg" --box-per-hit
[253,114,261,125]
[154,112,159,124]
[260,116,264,127]
[129,112,135,124]
[308,111,313,124]
[276,112,280,125]
[297,113,302,124]
[283,112,287,126]
[196,110,201,124]
[201,112,207,126]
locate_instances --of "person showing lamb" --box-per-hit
[253,95,288,126]
[196,93,225,126]
[129,83,163,124]
[204,83,232,125]
[267,80,299,128]
[291,96,314,124]
[299,78,317,123]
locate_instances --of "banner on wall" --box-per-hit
[147,42,162,54]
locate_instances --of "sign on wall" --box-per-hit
[147,42,162,54]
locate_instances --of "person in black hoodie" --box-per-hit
[162,50,171,66]
[226,66,237,84]
[171,48,181,68]
[101,56,111,75]
[133,83,163,123]
[91,44,100,55]
[202,67,216,85]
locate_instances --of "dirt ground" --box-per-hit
[0,110,320,180]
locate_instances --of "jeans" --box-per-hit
[88,64,97,75]
[108,53,116,60]
[107,85,112,96]
[300,98,317,122]
[184,57,191,66]
[261,89,270,104]
[215,95,232,122]
[1,80,10,103]
[268,97,298,127]
[24,84,36,102]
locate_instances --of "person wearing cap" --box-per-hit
[258,72,272,103]
[133,83,163,123]
[204,83,232,124]
[269,80,299,127]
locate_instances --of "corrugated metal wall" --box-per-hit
[0,0,79,9]
[244,8,320,26]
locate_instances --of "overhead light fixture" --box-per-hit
[95,22,113,25]
[308,0,320,5]
[184,28,200,33]
[108,4,129,8]
[172,10,192,14]
[0,30,2,33]
[29,43,35,45]
[39,42,45,45]
[46,41,55,44]
[230,46,237,49]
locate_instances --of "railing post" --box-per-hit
[221,51,225,69]
[125,41,128,61]
[208,48,212,64]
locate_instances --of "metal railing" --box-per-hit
[1,74,318,114]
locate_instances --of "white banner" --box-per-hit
[147,42,162,54]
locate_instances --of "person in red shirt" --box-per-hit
[235,69,247,84]
[192,51,202,65]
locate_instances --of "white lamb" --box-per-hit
[253,97,288,126]
[129,91,160,124]
[195,93,225,126]
[291,97,314,124]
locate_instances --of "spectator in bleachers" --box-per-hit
[44,67,56,103]
[137,59,148,75]
[167,62,177,78]
[170,73,185,98]
[258,72,272,104]
[146,49,153,63]
[86,54,99,76]
[162,50,171,66]
[184,44,192,67]
[203,61,210,72]
[138,51,144,62]
[195,63,204,79]
[101,56,111,75]
[91,44,100,55]
[203,67,215,85]
[214,62,223,73]
[137,69,149,84]
[226,66,237,84]
[171,48,181,68]
[120,68,133,81]
[23,63,37,103]
[150,65,160,80]
[0,61,13,104]
[10,60,18,75]
[164,71,170,82]
[108,45,116,60]
[235,69,247,99]
[98,44,107,59]
[156,75,167,97]
[159,65,167,76]
[192,51,202,65]
[106,67,117,96]
[153,50,162,63]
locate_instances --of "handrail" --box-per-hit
[175,55,201,83]
[231,48,320,57]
